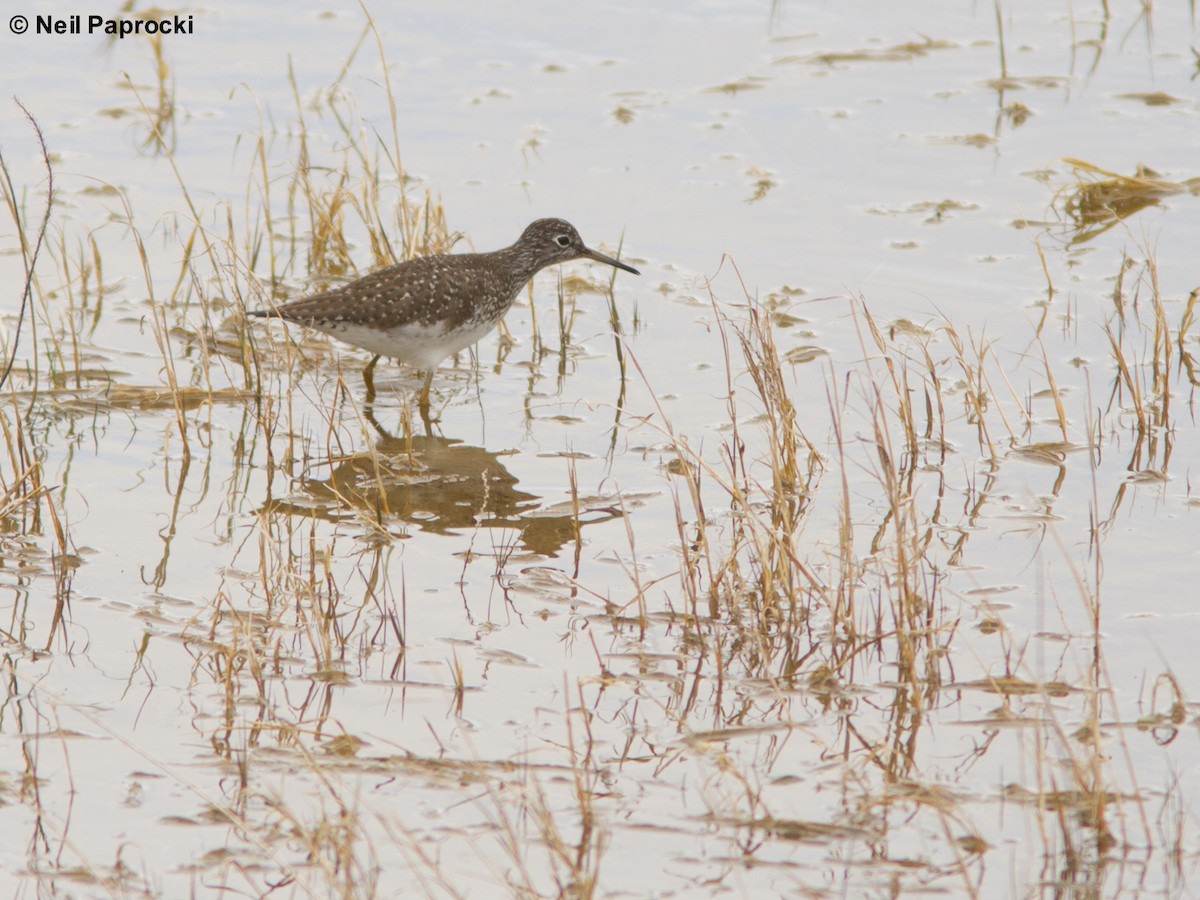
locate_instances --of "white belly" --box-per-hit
[321,319,499,371]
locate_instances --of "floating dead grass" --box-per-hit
[927,133,997,149]
[1115,91,1187,107]
[58,383,256,412]
[1056,158,1200,244]
[703,76,770,95]
[777,36,958,67]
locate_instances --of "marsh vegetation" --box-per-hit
[0,2,1197,896]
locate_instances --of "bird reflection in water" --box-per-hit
[263,426,623,558]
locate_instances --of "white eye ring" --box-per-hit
[555,235,571,247]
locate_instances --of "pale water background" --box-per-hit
[0,1,1198,896]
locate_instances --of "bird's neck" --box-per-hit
[492,243,551,292]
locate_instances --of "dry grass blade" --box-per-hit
[0,99,53,392]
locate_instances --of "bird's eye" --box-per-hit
[555,235,571,247]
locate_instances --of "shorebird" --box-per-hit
[247,218,639,415]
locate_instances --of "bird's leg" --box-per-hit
[418,369,434,411]
[363,354,381,401]
[418,369,436,430]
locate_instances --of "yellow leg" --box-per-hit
[418,369,434,411]
[363,354,381,401]
[418,369,435,429]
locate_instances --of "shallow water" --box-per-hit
[0,1,1198,896]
